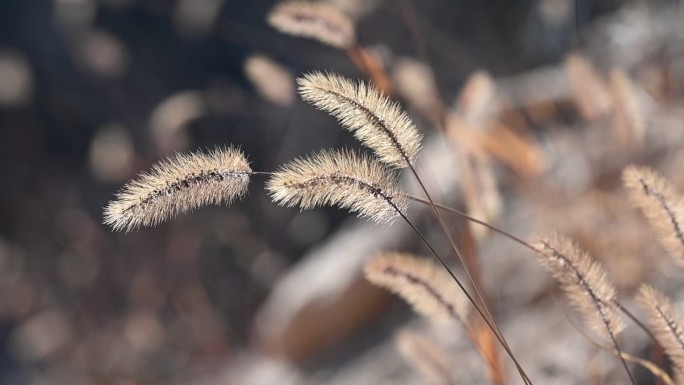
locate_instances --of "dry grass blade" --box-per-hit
[460,152,501,239]
[637,285,684,374]
[267,1,355,49]
[622,165,684,264]
[395,329,454,385]
[533,234,625,338]
[458,71,497,125]
[266,149,407,223]
[364,252,469,324]
[609,69,645,148]
[244,54,295,107]
[298,72,422,168]
[565,53,612,121]
[103,147,251,232]
[393,57,443,125]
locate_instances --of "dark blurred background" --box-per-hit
[0,0,652,384]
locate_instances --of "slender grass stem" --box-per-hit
[408,194,637,385]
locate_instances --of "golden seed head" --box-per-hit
[266,149,407,223]
[298,71,422,168]
[103,147,251,232]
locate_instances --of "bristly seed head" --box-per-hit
[103,147,251,232]
[364,252,469,324]
[298,72,422,169]
[267,1,355,49]
[533,234,624,338]
[622,165,684,265]
[266,149,408,223]
[637,284,684,374]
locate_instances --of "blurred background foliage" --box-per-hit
[0,0,669,384]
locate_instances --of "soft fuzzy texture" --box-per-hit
[623,165,684,265]
[298,72,422,168]
[364,252,469,324]
[638,285,684,374]
[266,149,407,223]
[104,147,251,232]
[267,1,355,49]
[533,234,624,338]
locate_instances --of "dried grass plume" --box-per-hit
[364,252,469,324]
[533,234,624,337]
[266,149,407,223]
[103,147,251,232]
[298,72,422,168]
[637,285,684,373]
[622,165,684,264]
[267,1,355,49]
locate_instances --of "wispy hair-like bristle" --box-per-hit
[298,72,422,168]
[364,252,469,323]
[395,329,453,384]
[622,165,684,264]
[267,1,355,49]
[266,149,407,223]
[637,285,684,374]
[103,147,251,232]
[533,234,624,338]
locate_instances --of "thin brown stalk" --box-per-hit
[554,296,675,385]
[103,147,251,232]
[408,194,659,343]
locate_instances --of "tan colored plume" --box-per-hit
[565,53,612,120]
[267,1,355,49]
[364,252,469,324]
[266,149,407,223]
[395,329,454,385]
[103,147,251,232]
[244,54,295,107]
[533,234,624,338]
[637,285,684,373]
[393,58,443,126]
[622,165,684,265]
[298,72,422,168]
[609,69,645,148]
[458,71,498,126]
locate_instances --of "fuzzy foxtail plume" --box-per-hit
[533,234,624,338]
[364,252,469,324]
[103,147,251,232]
[637,285,684,374]
[266,149,407,223]
[267,1,355,49]
[298,72,422,168]
[623,165,684,265]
